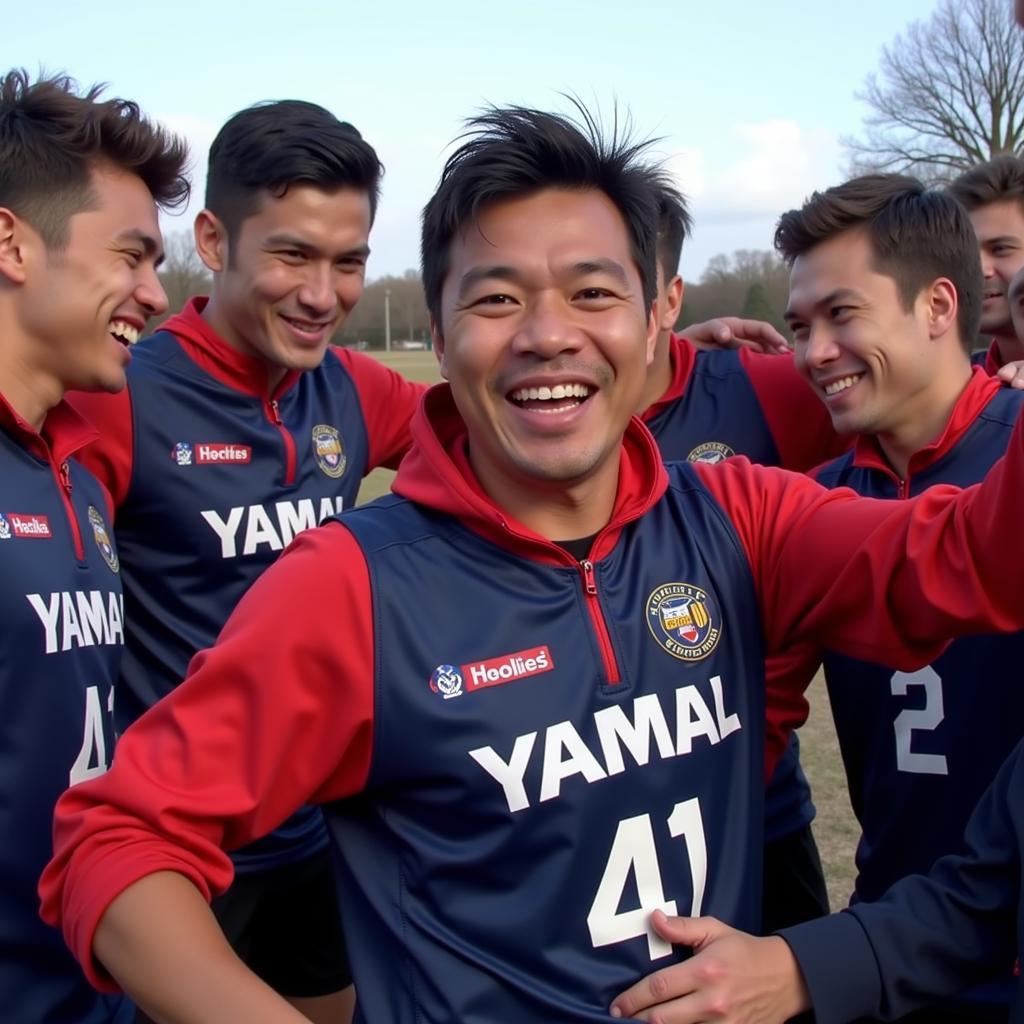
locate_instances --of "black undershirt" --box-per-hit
[554,533,598,561]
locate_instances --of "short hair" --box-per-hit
[947,156,1024,214]
[205,100,383,238]
[420,104,671,327]
[656,186,692,283]
[774,174,982,352]
[0,68,189,250]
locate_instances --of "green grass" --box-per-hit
[354,350,860,908]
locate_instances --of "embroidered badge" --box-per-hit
[312,424,347,479]
[646,582,721,661]
[88,505,119,573]
[687,441,734,464]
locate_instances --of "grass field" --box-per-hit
[355,349,860,911]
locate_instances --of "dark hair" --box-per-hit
[205,99,383,238]
[0,68,189,250]
[420,104,671,326]
[774,174,982,352]
[947,156,1024,213]
[656,186,692,283]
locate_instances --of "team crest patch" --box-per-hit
[173,442,193,466]
[0,513,9,540]
[430,664,464,700]
[687,441,734,464]
[88,506,119,573]
[312,424,347,479]
[646,582,721,661]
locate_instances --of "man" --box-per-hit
[949,157,1024,372]
[0,69,187,1021]
[642,191,847,932]
[609,173,1024,1024]
[41,106,1024,1024]
[66,100,425,1021]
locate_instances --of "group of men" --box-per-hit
[5,42,1024,1024]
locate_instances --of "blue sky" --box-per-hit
[7,0,940,281]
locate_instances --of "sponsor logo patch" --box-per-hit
[6,513,52,539]
[687,441,734,464]
[173,442,252,465]
[172,442,193,466]
[0,513,8,540]
[88,506,118,573]
[430,645,554,700]
[646,583,721,661]
[312,424,347,479]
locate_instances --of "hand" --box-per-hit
[609,911,810,1023]
[996,359,1024,390]
[682,318,790,355]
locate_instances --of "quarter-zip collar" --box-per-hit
[640,332,696,421]
[393,384,669,565]
[0,389,97,464]
[161,297,302,400]
[848,366,1002,482]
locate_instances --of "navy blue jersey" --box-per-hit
[644,339,821,842]
[332,460,767,1022]
[816,376,1024,1010]
[0,399,129,1022]
[69,301,422,872]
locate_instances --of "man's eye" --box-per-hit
[475,294,515,305]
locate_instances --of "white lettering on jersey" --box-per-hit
[27,591,125,654]
[201,496,345,559]
[472,675,742,813]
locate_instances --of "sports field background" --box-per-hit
[357,350,860,912]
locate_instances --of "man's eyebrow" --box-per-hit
[116,228,162,258]
[784,288,864,322]
[983,234,1023,247]
[455,264,524,300]
[572,258,630,287]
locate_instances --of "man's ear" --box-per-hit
[194,209,230,273]
[925,277,958,340]
[430,316,448,379]
[660,274,684,332]
[0,208,32,286]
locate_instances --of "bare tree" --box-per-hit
[844,0,1024,180]
[154,230,211,328]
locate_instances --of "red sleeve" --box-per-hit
[693,404,1024,666]
[763,647,820,777]
[39,521,375,991]
[739,348,852,472]
[332,347,429,470]
[64,389,135,515]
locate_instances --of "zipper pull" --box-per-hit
[897,478,906,499]
[59,460,72,495]
[269,399,283,425]
[580,559,597,595]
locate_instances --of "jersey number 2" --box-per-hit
[587,798,707,960]
[891,667,948,776]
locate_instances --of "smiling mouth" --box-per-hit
[280,314,334,336]
[823,374,863,397]
[508,382,593,414]
[109,319,140,345]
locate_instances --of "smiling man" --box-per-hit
[0,69,187,1022]
[65,99,425,1022]
[40,107,1024,1024]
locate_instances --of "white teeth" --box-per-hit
[824,374,863,396]
[109,321,140,344]
[510,382,592,403]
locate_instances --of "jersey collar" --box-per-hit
[160,297,303,399]
[0,389,98,464]
[640,332,696,420]
[849,366,1002,478]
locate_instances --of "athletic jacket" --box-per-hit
[974,340,1006,374]
[783,737,1024,1022]
[643,334,848,841]
[811,370,1024,1013]
[42,385,1024,1024]
[67,297,425,872]
[0,393,129,1023]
